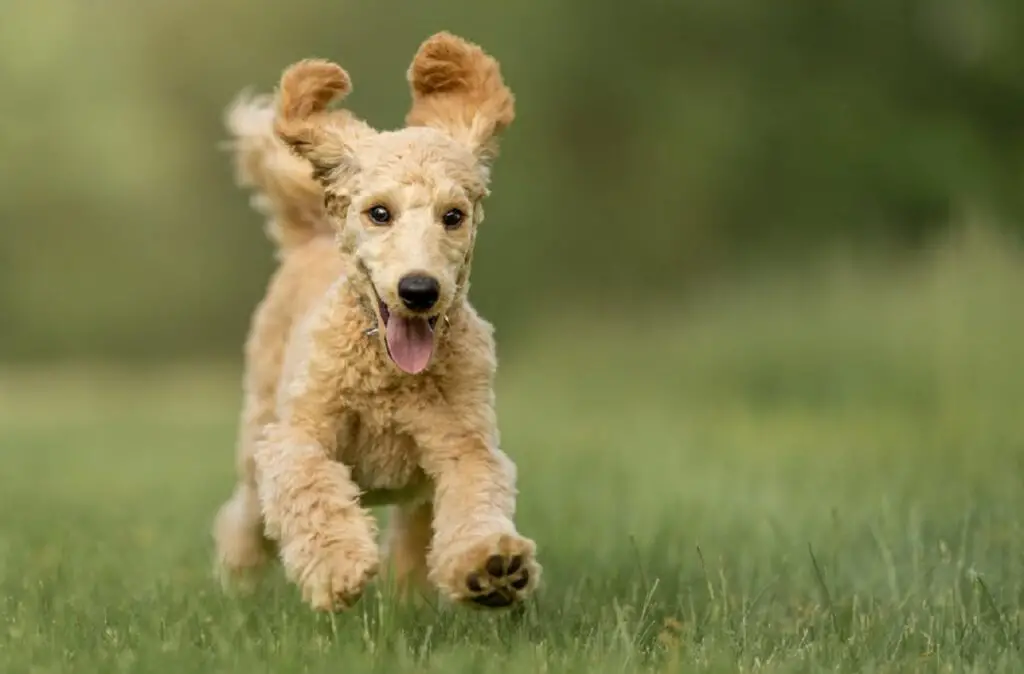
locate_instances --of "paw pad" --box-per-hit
[465,553,532,608]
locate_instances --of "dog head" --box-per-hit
[274,32,514,375]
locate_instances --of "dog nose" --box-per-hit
[397,274,440,312]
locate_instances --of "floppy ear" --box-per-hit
[274,59,371,185]
[405,32,515,164]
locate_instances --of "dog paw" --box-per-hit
[432,533,540,609]
[213,552,270,595]
[287,539,380,612]
[211,496,276,594]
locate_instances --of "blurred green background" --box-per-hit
[3,0,1024,364]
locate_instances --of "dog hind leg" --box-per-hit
[213,398,277,592]
[384,500,433,597]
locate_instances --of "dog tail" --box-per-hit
[224,92,332,253]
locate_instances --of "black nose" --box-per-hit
[397,274,440,312]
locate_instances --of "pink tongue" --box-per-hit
[385,315,435,374]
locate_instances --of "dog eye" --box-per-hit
[367,205,391,225]
[441,208,465,230]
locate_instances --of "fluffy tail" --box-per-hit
[224,93,332,253]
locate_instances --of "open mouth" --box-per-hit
[377,301,439,375]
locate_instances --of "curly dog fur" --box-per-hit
[211,32,540,611]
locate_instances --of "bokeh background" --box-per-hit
[3,0,1024,364]
[4,2,1024,670]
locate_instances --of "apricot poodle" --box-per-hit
[211,32,540,611]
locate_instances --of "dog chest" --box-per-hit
[333,410,430,506]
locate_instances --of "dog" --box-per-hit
[211,32,540,611]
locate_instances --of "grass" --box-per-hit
[2,227,1024,672]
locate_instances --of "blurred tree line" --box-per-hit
[2,0,1023,363]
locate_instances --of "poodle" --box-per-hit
[211,32,541,612]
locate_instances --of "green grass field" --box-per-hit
[3,229,1024,673]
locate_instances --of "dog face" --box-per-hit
[337,128,486,374]
[275,33,514,374]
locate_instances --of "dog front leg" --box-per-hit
[254,419,379,611]
[253,350,380,611]
[411,416,541,608]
